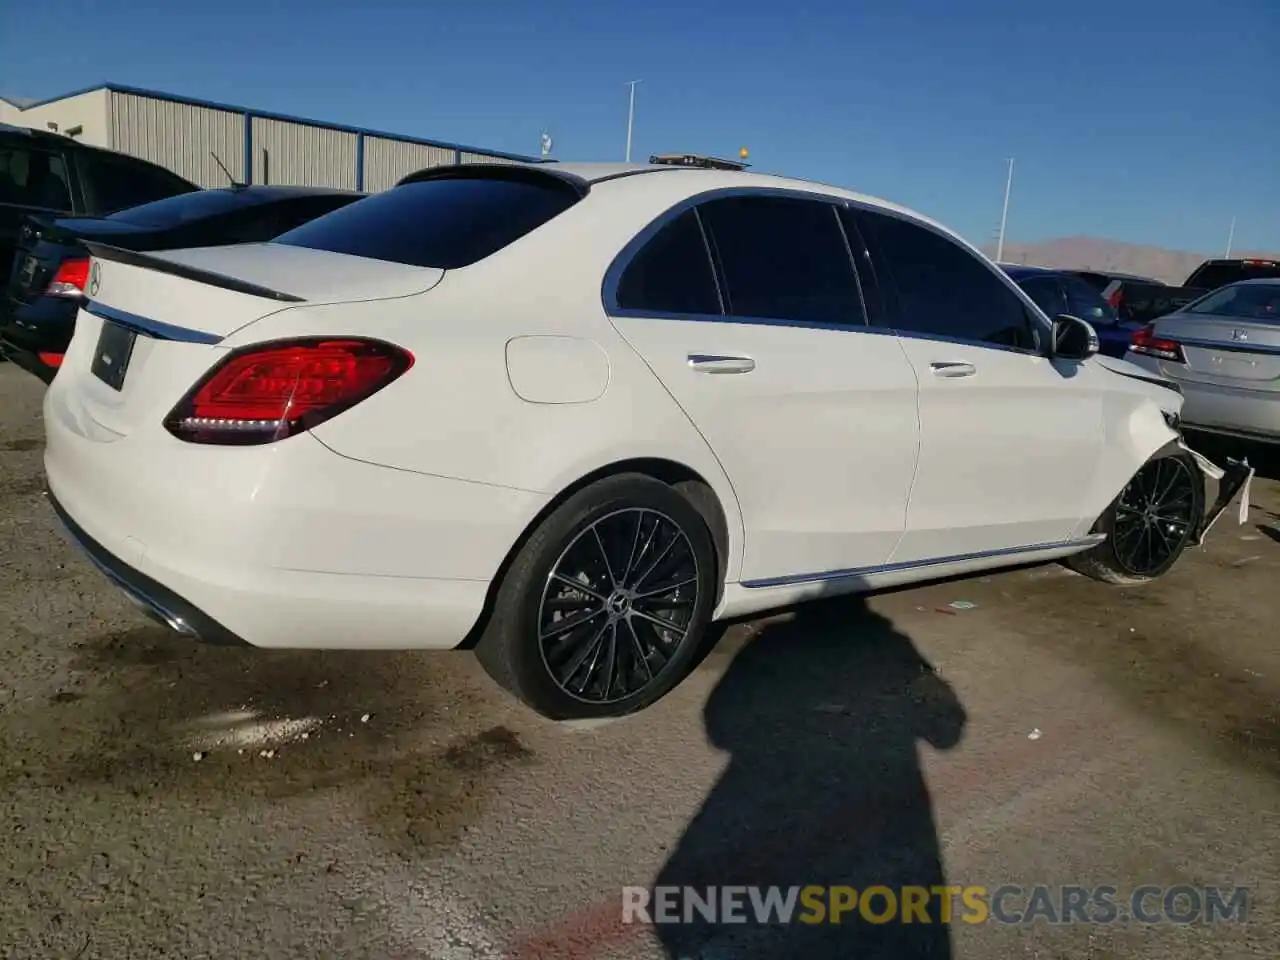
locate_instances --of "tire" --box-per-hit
[474,473,719,720]
[1065,448,1205,585]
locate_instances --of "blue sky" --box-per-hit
[4,0,1277,253]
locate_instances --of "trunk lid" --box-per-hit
[52,243,443,441]
[1155,312,1280,392]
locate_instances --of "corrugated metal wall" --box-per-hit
[252,117,358,189]
[106,90,531,191]
[109,91,245,187]
[362,137,456,192]
[458,150,523,165]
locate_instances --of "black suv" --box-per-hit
[2,184,366,381]
[0,123,198,296]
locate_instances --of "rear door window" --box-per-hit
[695,194,866,326]
[273,173,581,269]
[0,145,73,212]
[79,151,198,214]
[857,209,1038,350]
[613,209,722,315]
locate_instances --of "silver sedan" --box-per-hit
[1124,279,1280,444]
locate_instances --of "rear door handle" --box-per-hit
[929,361,977,378]
[688,354,756,374]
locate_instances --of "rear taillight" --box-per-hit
[1129,324,1186,364]
[45,258,90,299]
[164,338,413,445]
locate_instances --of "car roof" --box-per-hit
[546,162,976,243]
[1229,277,1280,287]
[1002,265,1059,279]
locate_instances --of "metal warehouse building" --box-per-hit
[0,83,536,191]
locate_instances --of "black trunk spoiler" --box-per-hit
[83,242,306,303]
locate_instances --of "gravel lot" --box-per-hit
[1,362,1277,960]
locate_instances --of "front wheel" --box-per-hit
[1065,449,1205,585]
[474,474,718,720]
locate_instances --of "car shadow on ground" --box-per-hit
[653,595,965,960]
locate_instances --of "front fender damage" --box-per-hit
[1177,439,1255,545]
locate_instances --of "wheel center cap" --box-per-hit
[606,592,630,617]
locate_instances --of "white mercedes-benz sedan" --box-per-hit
[43,154,1239,719]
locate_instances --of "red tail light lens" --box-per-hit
[165,338,413,445]
[45,257,90,298]
[1129,324,1186,364]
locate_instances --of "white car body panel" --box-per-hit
[44,162,1188,652]
[889,337,1104,560]
[609,316,920,584]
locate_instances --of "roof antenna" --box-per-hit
[210,151,244,189]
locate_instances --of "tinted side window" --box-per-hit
[697,195,865,326]
[1018,276,1068,318]
[1061,276,1117,325]
[80,152,197,214]
[614,209,721,315]
[274,174,579,269]
[0,145,72,211]
[860,210,1036,349]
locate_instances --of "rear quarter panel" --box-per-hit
[282,188,749,581]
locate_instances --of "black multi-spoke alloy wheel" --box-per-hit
[1066,449,1204,584]
[475,474,718,720]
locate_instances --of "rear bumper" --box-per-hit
[0,337,59,383]
[49,490,248,645]
[43,376,548,649]
[1124,355,1280,443]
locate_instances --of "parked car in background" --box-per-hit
[1,122,197,306]
[2,185,366,381]
[1103,258,1280,328]
[45,156,1219,722]
[1003,264,1140,357]
[1124,279,1280,445]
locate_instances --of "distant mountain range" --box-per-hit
[980,237,1280,286]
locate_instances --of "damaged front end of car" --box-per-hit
[1175,429,1255,546]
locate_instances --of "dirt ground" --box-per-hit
[1,362,1277,960]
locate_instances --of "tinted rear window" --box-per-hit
[1186,262,1280,290]
[272,175,581,269]
[1185,283,1280,320]
[108,189,257,228]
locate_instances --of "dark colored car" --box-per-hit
[1,185,366,381]
[1,122,198,307]
[1003,265,1139,357]
[1098,258,1280,327]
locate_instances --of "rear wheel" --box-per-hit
[1066,449,1204,584]
[474,474,718,720]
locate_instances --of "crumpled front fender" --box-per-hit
[1176,438,1255,545]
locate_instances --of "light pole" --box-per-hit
[996,156,1015,263]
[1225,215,1236,258]
[625,80,641,162]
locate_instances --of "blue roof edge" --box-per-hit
[14,82,539,163]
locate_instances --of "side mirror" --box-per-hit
[1050,314,1099,360]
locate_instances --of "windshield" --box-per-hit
[107,189,253,228]
[1184,283,1280,322]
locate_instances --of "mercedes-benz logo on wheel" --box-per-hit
[87,261,101,297]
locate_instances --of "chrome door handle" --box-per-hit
[929,361,977,378]
[688,354,756,374]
